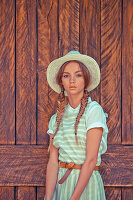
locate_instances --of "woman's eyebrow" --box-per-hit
[63,72,69,74]
[63,70,82,74]
[75,70,82,73]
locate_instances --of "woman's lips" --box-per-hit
[69,86,76,89]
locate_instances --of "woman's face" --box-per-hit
[61,61,85,97]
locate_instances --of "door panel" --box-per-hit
[122,0,133,144]
[101,0,122,144]
[16,0,37,144]
[0,0,15,144]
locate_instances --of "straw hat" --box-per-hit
[47,51,100,94]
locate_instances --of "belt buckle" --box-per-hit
[66,162,75,169]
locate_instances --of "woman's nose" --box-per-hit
[70,76,75,83]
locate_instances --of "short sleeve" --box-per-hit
[47,113,57,135]
[86,102,108,135]
[85,102,109,154]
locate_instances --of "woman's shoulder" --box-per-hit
[48,113,57,127]
[86,97,108,118]
[49,113,57,122]
[86,97,102,110]
[47,113,57,135]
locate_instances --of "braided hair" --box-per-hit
[74,90,90,144]
[51,90,67,139]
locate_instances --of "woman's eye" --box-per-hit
[63,75,69,78]
[76,74,82,77]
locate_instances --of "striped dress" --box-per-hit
[45,97,108,200]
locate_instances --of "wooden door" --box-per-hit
[0,0,132,199]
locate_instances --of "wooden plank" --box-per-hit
[37,187,45,200]
[16,0,37,144]
[37,0,58,144]
[0,145,48,186]
[100,145,133,186]
[59,0,79,55]
[0,145,132,186]
[122,188,133,200]
[80,0,100,101]
[0,187,14,200]
[16,187,36,200]
[101,0,122,144]
[0,0,15,144]
[122,0,133,144]
[80,0,100,63]
[105,187,121,200]
[47,0,59,132]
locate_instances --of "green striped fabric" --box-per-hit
[45,97,108,199]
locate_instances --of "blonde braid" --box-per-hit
[74,90,90,144]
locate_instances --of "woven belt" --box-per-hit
[58,161,99,184]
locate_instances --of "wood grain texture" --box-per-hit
[0,187,14,200]
[0,145,132,186]
[101,0,122,144]
[16,187,36,200]
[16,0,37,144]
[122,188,133,200]
[0,0,15,144]
[122,0,133,144]
[37,0,58,144]
[59,0,79,55]
[37,186,45,200]
[100,145,133,186]
[47,0,59,129]
[105,187,121,200]
[0,145,48,186]
[80,0,100,62]
[80,0,100,102]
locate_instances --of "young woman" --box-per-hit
[45,51,108,200]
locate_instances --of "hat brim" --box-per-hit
[47,54,100,94]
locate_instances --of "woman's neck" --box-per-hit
[67,93,83,109]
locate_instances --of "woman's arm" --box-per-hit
[70,127,103,200]
[45,135,59,200]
